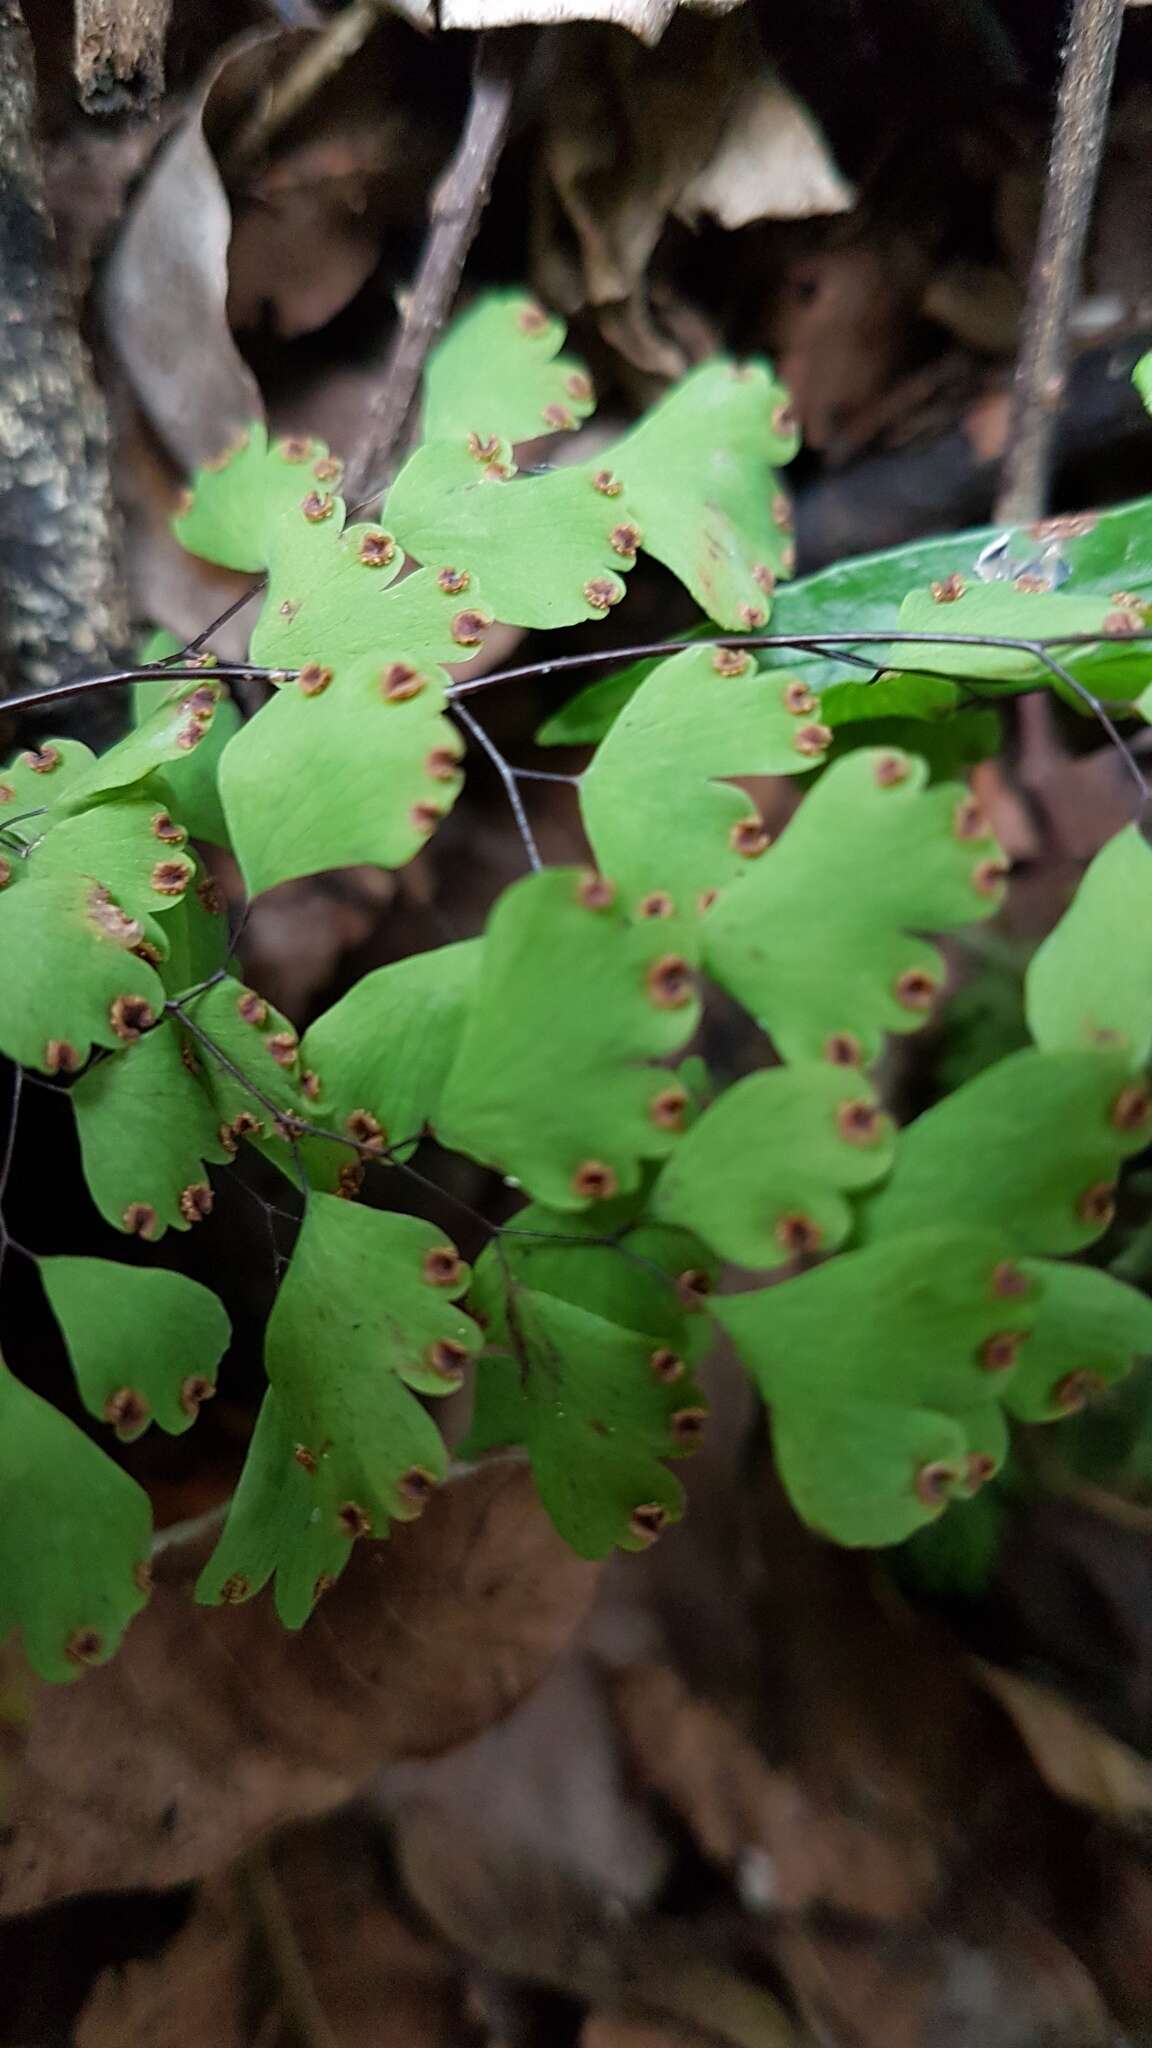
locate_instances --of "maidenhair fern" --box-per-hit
[3,292,1152,1678]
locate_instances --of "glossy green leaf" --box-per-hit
[1134,351,1152,416]
[651,1064,894,1270]
[297,940,481,1191]
[1026,825,1152,1065]
[197,1200,480,1622]
[195,1389,352,1628]
[40,1257,230,1439]
[386,441,634,629]
[863,1046,1150,1255]
[1004,1260,1152,1422]
[218,643,464,896]
[610,361,798,629]
[0,875,165,1074]
[702,748,1004,1064]
[25,791,194,927]
[72,1018,233,1238]
[462,1291,703,1558]
[579,645,827,913]
[173,423,343,572]
[437,868,702,1209]
[0,1355,151,1681]
[889,584,1151,702]
[715,1226,1033,1546]
[423,292,595,445]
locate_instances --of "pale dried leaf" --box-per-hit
[101,32,266,468]
[406,0,743,47]
[0,1460,597,1917]
[677,70,853,230]
[976,1661,1152,1822]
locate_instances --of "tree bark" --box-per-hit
[0,0,128,746]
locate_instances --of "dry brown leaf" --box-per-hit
[0,1458,598,1918]
[582,2018,720,2047]
[976,1661,1152,1823]
[102,30,267,469]
[609,1662,940,1921]
[75,1877,248,2048]
[533,12,847,376]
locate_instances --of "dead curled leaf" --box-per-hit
[0,1459,598,1919]
[532,12,851,376]
[101,30,268,471]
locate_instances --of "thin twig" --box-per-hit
[224,0,386,177]
[0,1060,23,1287]
[453,699,543,869]
[345,35,517,509]
[996,0,1126,526]
[241,1847,342,2048]
[0,662,292,721]
[995,0,1126,788]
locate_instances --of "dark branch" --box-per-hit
[345,36,517,509]
[995,0,1126,527]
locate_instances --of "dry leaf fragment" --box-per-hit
[976,1660,1152,1823]
[677,69,854,230]
[101,32,267,469]
[0,1460,597,1918]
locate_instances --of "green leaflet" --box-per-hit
[1134,351,1152,416]
[386,440,634,630]
[250,531,487,673]
[0,1354,151,1681]
[714,1226,1033,1547]
[422,292,596,445]
[0,875,165,1074]
[194,1390,352,1628]
[55,680,229,811]
[132,673,241,849]
[651,1064,894,1270]
[1005,1260,1152,1422]
[72,1018,233,1238]
[702,748,1004,1064]
[469,1192,717,1365]
[0,739,98,818]
[889,584,1150,703]
[173,423,343,572]
[296,940,481,1190]
[40,1257,230,1440]
[218,643,464,897]
[579,645,827,913]
[1026,826,1152,1065]
[176,975,307,1179]
[820,673,962,724]
[536,493,1152,749]
[437,868,702,1209]
[462,1292,704,1558]
[863,1046,1150,1256]
[608,362,797,630]
[157,862,231,998]
[23,790,194,930]
[197,1200,480,1622]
